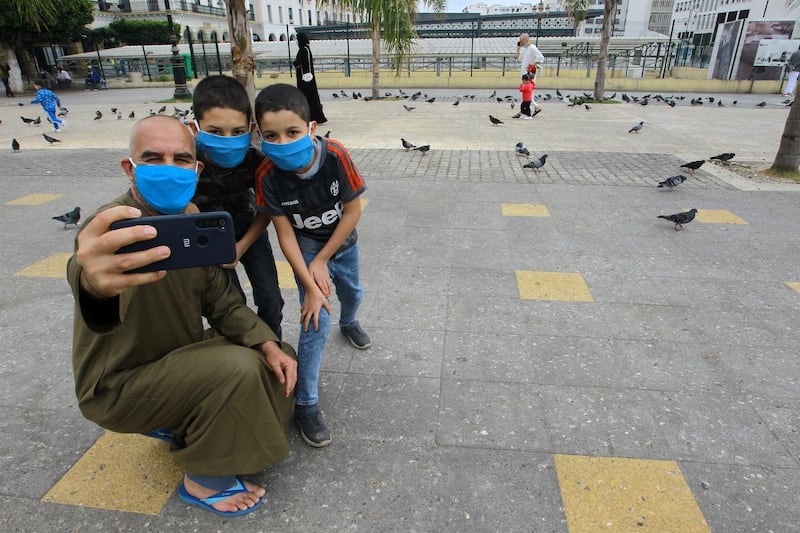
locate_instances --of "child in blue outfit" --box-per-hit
[254,83,371,448]
[31,81,63,131]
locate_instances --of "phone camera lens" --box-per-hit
[219,218,226,226]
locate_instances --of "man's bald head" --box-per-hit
[122,114,203,186]
[519,33,531,46]
[129,114,195,156]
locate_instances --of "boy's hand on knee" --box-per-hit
[308,259,331,298]
[300,288,331,332]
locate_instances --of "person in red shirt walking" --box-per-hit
[514,74,535,119]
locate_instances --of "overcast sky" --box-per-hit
[418,0,479,14]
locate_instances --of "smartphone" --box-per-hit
[110,212,236,273]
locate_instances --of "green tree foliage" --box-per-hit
[107,19,181,46]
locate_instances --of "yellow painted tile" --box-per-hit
[693,209,748,225]
[276,260,298,289]
[14,253,72,278]
[516,271,594,302]
[555,454,710,532]
[786,282,800,293]
[501,202,550,217]
[42,432,183,515]
[360,198,369,210]
[5,193,63,206]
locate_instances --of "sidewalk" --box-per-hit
[1,88,799,532]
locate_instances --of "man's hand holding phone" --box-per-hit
[76,206,170,299]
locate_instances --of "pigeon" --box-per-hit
[717,100,724,107]
[42,133,61,144]
[413,145,430,155]
[515,142,530,157]
[556,89,562,97]
[157,105,167,113]
[173,106,183,114]
[17,102,24,106]
[657,175,687,189]
[453,99,460,106]
[401,138,416,151]
[58,106,69,116]
[20,116,35,124]
[52,207,81,229]
[732,100,737,105]
[622,93,630,102]
[756,101,766,107]
[488,115,504,126]
[658,208,698,231]
[32,116,41,126]
[523,154,547,170]
[584,104,592,110]
[489,90,496,98]
[94,111,102,120]
[324,130,331,138]
[149,109,156,115]
[667,99,676,107]
[129,110,135,119]
[117,111,122,120]
[11,138,20,152]
[426,97,435,103]
[680,160,705,173]
[403,105,415,112]
[628,121,644,133]
[352,91,358,99]
[496,97,503,103]
[710,152,735,162]
[111,107,118,113]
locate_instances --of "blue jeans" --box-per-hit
[228,231,284,339]
[295,242,363,406]
[45,108,63,129]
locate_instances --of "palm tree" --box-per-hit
[565,0,615,100]
[222,0,256,104]
[337,0,445,99]
[1,0,57,94]
[772,0,800,171]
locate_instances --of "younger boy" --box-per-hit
[254,83,371,448]
[31,81,63,131]
[515,74,535,119]
[189,75,284,338]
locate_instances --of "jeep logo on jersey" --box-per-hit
[291,201,344,229]
[330,179,339,197]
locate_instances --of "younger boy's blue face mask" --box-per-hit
[129,158,198,214]
[195,126,251,169]
[260,124,315,172]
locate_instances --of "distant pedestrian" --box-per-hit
[784,46,800,96]
[85,65,101,90]
[293,32,327,124]
[514,74,535,119]
[515,33,543,116]
[31,81,64,131]
[1,63,13,97]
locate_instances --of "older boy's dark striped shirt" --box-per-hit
[255,137,366,253]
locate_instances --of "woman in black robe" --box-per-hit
[293,32,327,124]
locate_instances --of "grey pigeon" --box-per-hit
[453,99,460,106]
[128,110,135,119]
[42,133,61,144]
[489,115,504,126]
[413,145,430,155]
[324,130,331,138]
[32,116,41,125]
[489,90,496,98]
[94,110,102,120]
[710,152,735,162]
[756,101,767,107]
[523,154,547,170]
[628,121,644,133]
[680,160,705,173]
[52,207,81,229]
[658,208,697,231]
[20,116,35,124]
[11,138,20,152]
[403,105,415,112]
[426,97,435,103]
[158,105,167,113]
[514,142,530,157]
[657,175,687,189]
[401,138,415,151]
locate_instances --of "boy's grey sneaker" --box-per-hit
[295,405,331,447]
[341,321,372,349]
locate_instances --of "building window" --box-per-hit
[267,5,272,23]
[308,9,312,24]
[278,6,283,23]
[288,7,293,23]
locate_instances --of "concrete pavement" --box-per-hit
[1,86,799,532]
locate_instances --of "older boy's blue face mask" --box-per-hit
[195,127,251,169]
[129,158,198,214]
[260,123,315,172]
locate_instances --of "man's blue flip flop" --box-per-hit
[178,477,264,517]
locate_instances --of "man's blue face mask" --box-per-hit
[129,158,198,214]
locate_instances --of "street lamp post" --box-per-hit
[163,0,191,99]
[534,1,550,47]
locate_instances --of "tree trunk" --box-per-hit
[371,21,380,99]
[224,0,255,106]
[3,45,23,94]
[593,0,615,100]
[772,96,800,171]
